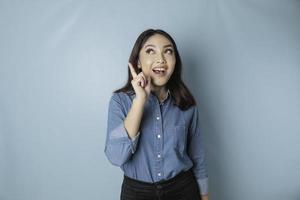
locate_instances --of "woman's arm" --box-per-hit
[124,97,146,139]
[104,93,145,167]
[188,106,209,196]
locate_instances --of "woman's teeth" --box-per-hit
[153,68,165,74]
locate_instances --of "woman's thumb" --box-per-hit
[146,76,152,91]
[147,76,151,83]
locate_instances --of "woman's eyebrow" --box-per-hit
[144,44,173,48]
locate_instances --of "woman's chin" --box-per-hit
[151,80,168,89]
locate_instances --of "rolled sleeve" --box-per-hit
[104,93,140,166]
[196,177,209,195]
[188,106,209,195]
[110,121,140,153]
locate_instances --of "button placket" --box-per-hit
[155,103,164,181]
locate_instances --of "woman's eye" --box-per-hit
[146,48,154,54]
[165,49,173,54]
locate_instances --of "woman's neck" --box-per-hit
[151,86,168,102]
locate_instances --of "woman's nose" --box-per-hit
[156,54,166,64]
[157,59,166,64]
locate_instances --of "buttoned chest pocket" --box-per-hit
[174,126,187,155]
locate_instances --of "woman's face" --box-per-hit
[138,34,176,88]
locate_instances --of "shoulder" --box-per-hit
[182,104,197,115]
[109,91,135,109]
[182,105,199,127]
[111,91,135,101]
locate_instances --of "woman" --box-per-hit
[104,29,209,200]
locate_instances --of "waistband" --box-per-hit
[123,168,194,189]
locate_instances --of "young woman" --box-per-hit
[104,29,209,200]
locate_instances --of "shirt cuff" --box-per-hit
[110,122,140,154]
[130,131,140,153]
[196,177,209,195]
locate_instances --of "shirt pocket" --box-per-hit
[173,125,187,155]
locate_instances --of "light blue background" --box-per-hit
[1,1,300,200]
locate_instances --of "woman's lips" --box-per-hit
[152,69,166,76]
[152,66,167,75]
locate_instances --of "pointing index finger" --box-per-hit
[128,62,137,78]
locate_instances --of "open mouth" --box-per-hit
[152,68,166,75]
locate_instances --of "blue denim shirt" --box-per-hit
[104,90,209,195]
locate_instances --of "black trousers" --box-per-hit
[120,168,201,200]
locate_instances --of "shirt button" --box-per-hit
[158,173,161,176]
[157,154,161,158]
[157,134,161,139]
[156,117,160,120]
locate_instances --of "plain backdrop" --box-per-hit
[1,0,300,200]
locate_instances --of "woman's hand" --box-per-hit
[201,194,209,200]
[128,62,151,101]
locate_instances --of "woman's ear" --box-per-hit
[137,61,142,71]
[137,60,141,68]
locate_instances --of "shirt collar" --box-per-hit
[127,89,171,104]
[160,89,170,103]
[150,89,170,104]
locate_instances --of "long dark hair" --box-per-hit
[114,29,196,111]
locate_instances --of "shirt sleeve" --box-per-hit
[104,92,140,167]
[188,106,209,195]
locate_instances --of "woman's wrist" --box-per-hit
[133,96,147,105]
[201,194,209,200]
